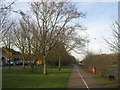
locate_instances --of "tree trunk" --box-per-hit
[43,56,47,75]
[9,63,11,70]
[23,60,25,69]
[22,55,25,69]
[58,52,61,71]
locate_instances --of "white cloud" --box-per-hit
[83,20,114,54]
[71,51,86,61]
[85,20,112,39]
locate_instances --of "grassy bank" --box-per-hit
[2,65,73,88]
[79,66,118,88]
[89,73,117,88]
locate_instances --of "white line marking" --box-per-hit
[76,66,90,90]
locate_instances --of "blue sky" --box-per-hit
[10,1,118,60]
[70,2,118,60]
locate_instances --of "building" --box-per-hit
[1,47,22,61]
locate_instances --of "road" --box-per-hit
[2,65,30,69]
[67,64,106,89]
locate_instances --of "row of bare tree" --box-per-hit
[0,1,87,74]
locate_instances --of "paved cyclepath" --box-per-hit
[67,64,106,89]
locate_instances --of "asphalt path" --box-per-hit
[67,64,106,89]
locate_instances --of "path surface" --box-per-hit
[67,64,106,89]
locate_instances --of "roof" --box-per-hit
[1,47,21,55]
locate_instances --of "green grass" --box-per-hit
[89,73,117,88]
[80,66,117,88]
[2,65,73,88]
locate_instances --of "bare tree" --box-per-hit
[0,0,15,38]
[105,21,120,54]
[0,0,15,69]
[12,13,33,69]
[105,21,120,77]
[57,34,86,70]
[29,1,85,75]
[12,22,26,68]
[11,12,42,69]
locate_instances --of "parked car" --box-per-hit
[79,62,84,66]
[14,59,30,65]
[25,60,29,65]
[3,59,15,66]
[15,60,21,65]
[9,61,15,66]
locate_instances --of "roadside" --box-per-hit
[67,64,105,88]
[79,64,119,88]
[81,66,119,88]
[2,65,30,69]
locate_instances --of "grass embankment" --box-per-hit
[82,53,119,88]
[89,73,117,88]
[83,53,118,76]
[2,65,73,88]
[80,66,117,88]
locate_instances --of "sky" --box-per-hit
[71,2,118,60]
[6,0,119,61]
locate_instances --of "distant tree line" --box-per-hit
[83,53,118,77]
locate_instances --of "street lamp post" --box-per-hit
[8,39,12,70]
[93,38,103,54]
[87,39,90,56]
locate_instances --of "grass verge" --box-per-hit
[89,73,117,88]
[79,66,117,88]
[2,65,73,88]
